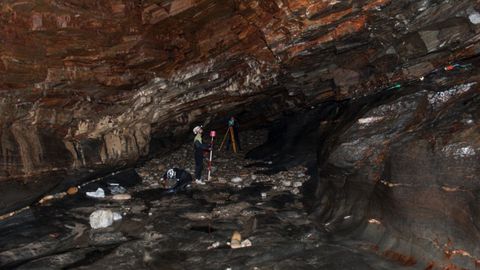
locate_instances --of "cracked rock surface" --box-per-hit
[0,130,403,270]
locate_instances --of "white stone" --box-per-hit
[386,46,396,54]
[207,241,220,250]
[230,240,242,249]
[368,219,381,225]
[241,239,252,247]
[89,209,121,229]
[357,116,384,125]
[230,239,252,249]
[143,251,153,262]
[231,177,243,183]
[282,180,292,187]
[469,11,480,24]
[292,188,300,195]
[113,212,122,221]
[86,188,105,198]
[293,182,303,188]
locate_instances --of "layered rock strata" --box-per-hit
[1,1,480,267]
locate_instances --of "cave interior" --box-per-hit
[1,0,480,269]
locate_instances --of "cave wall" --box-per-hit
[307,65,480,268]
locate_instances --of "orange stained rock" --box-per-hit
[362,0,392,11]
[429,52,454,68]
[110,2,126,14]
[305,2,331,18]
[288,15,367,57]
[305,8,354,29]
[383,250,417,266]
[237,25,256,40]
[439,240,480,267]
[169,0,198,16]
[67,186,78,195]
[333,15,367,38]
[39,97,69,107]
[285,0,311,12]
[425,261,435,270]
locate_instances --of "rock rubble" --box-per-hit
[0,129,402,269]
[135,130,310,198]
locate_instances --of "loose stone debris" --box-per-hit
[0,130,403,269]
[135,130,310,197]
[112,194,132,201]
[67,187,79,195]
[39,192,66,204]
[86,188,105,198]
[89,209,123,229]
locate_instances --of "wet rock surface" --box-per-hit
[0,130,405,270]
[308,62,480,268]
[2,0,480,214]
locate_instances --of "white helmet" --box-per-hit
[167,169,176,179]
[193,126,202,134]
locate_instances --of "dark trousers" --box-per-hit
[194,153,203,179]
[170,173,192,193]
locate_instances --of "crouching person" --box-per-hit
[160,168,193,194]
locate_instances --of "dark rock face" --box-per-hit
[309,71,480,268]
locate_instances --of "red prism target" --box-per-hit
[210,130,216,137]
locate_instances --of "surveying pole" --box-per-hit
[207,130,216,181]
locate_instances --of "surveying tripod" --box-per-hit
[219,126,238,153]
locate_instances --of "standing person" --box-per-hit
[226,116,241,151]
[193,125,210,185]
